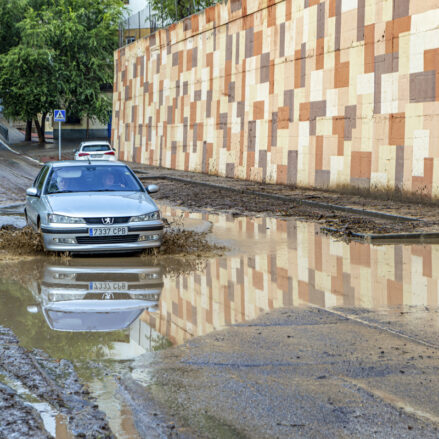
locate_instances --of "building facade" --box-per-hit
[113,0,439,196]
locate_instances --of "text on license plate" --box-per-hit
[89,227,128,236]
[90,154,102,158]
[89,281,128,291]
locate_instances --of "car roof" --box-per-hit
[79,141,111,146]
[48,160,126,168]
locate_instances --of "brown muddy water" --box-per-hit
[0,204,439,437]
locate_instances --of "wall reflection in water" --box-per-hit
[144,210,438,345]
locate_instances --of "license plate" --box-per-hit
[89,227,128,236]
[89,281,128,291]
[90,154,102,158]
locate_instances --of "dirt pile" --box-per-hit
[0,225,44,255]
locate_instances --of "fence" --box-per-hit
[119,5,163,48]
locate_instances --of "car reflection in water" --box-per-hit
[28,262,163,332]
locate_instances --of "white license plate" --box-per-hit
[89,281,128,291]
[89,227,128,236]
[90,154,102,158]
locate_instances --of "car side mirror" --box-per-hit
[147,184,159,194]
[27,305,39,314]
[26,187,38,197]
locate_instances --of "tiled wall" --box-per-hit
[113,0,439,195]
[141,211,439,345]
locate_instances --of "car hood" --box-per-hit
[46,191,158,217]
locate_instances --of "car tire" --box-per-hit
[24,209,30,227]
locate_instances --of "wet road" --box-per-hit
[1,151,439,437]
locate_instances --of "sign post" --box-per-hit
[53,110,66,160]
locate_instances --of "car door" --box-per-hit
[27,165,50,227]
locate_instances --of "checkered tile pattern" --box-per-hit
[141,210,437,345]
[113,0,439,194]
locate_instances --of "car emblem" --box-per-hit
[102,293,114,300]
[102,217,114,225]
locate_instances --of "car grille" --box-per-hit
[76,273,139,282]
[76,235,139,244]
[84,217,131,225]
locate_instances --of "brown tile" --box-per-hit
[364,24,375,73]
[357,0,365,41]
[205,4,216,22]
[351,151,372,179]
[332,116,345,155]
[191,14,199,33]
[389,113,405,145]
[386,16,411,53]
[299,102,310,121]
[230,0,242,13]
[267,4,276,27]
[254,31,263,57]
[276,164,288,184]
[286,0,292,21]
[278,106,290,129]
[329,0,336,17]
[315,135,323,170]
[253,101,265,119]
[387,280,403,305]
[334,51,349,88]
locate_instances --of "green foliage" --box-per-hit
[0,0,125,140]
[0,0,28,54]
[150,0,219,24]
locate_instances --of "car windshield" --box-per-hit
[46,165,143,194]
[82,145,111,152]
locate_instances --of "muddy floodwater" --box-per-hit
[1,203,439,437]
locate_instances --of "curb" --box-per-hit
[136,172,421,224]
[321,227,439,243]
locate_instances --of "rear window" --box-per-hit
[46,165,143,193]
[82,145,111,152]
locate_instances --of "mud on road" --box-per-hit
[142,177,429,238]
[0,327,113,439]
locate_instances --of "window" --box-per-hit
[125,36,136,45]
[36,166,50,194]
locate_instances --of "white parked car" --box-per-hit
[74,141,117,161]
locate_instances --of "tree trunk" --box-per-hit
[86,116,89,139]
[34,114,45,144]
[25,120,32,142]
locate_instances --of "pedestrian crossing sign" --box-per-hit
[54,109,66,122]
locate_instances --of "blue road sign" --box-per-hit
[54,109,66,122]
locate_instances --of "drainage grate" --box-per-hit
[76,235,139,244]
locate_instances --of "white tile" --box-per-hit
[357,73,374,95]
[412,129,429,177]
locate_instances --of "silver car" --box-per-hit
[27,262,162,332]
[25,161,163,253]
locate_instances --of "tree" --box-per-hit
[149,0,218,24]
[0,0,124,143]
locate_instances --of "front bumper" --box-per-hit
[41,221,163,253]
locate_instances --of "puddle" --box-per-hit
[1,205,439,436]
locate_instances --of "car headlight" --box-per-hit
[129,211,161,222]
[48,214,85,224]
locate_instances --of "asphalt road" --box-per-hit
[0,147,40,206]
[2,149,439,438]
